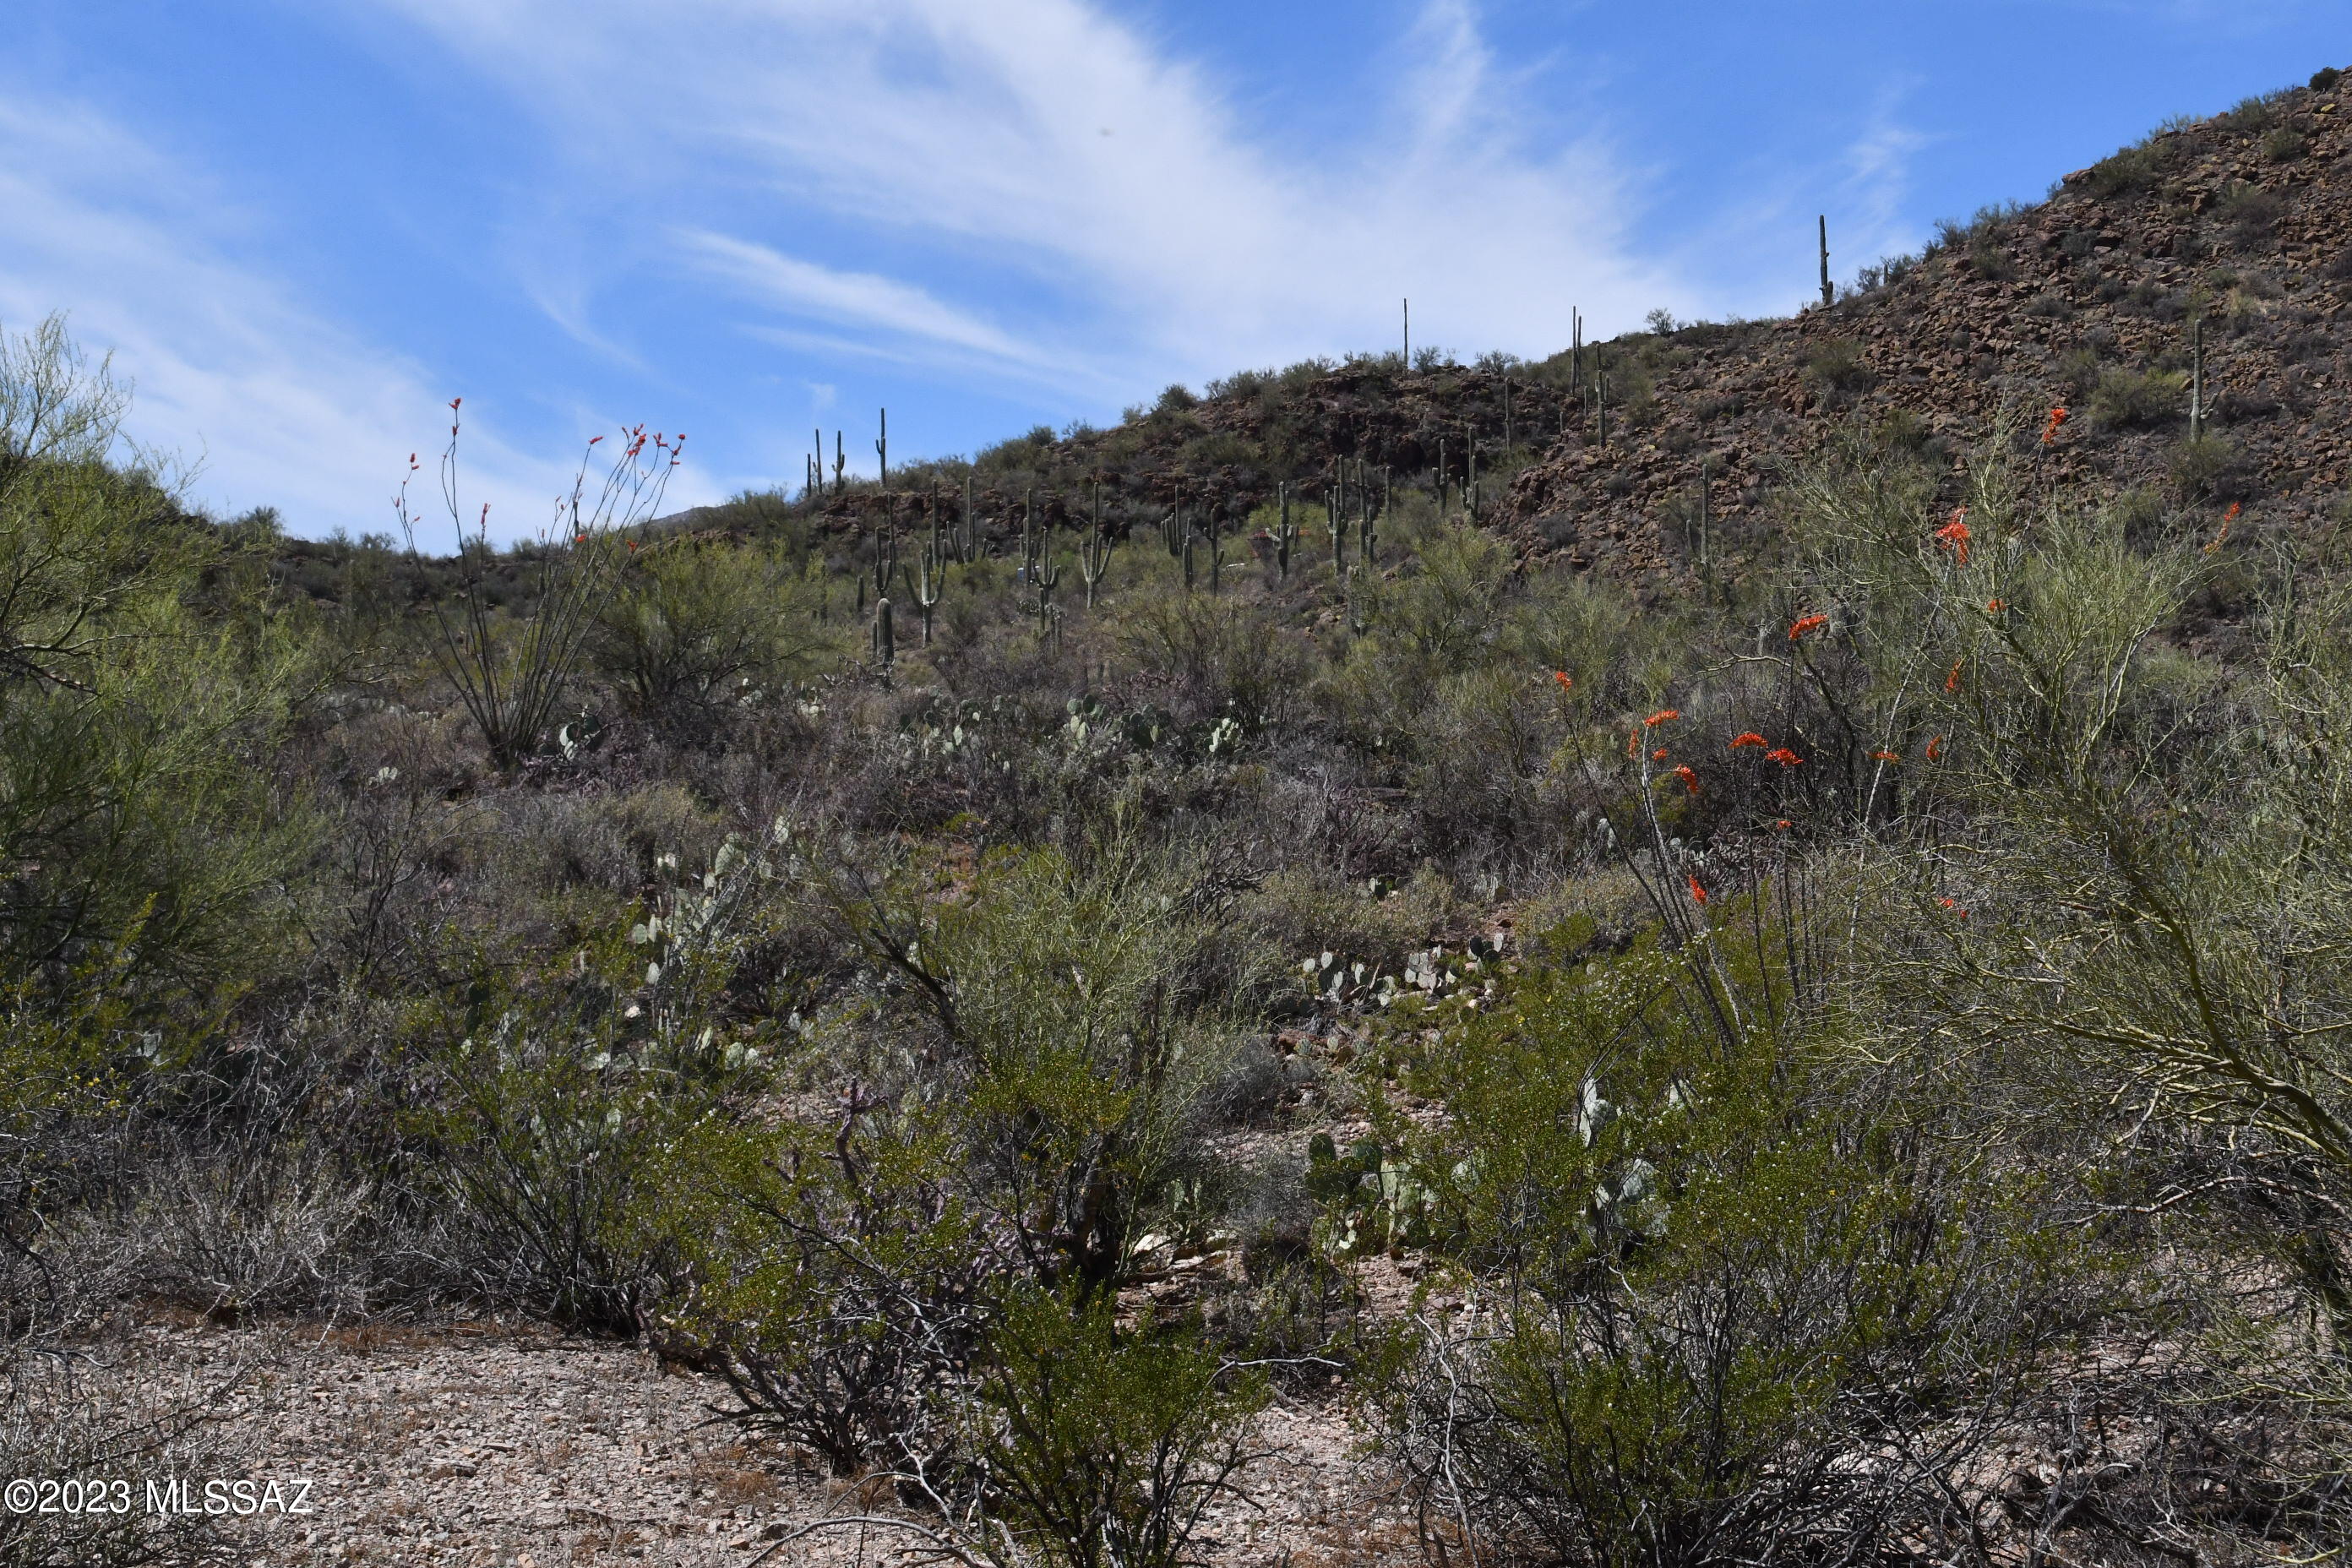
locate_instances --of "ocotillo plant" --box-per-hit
[1076,482,1115,608]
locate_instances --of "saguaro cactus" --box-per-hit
[909,538,944,646]
[1031,525,1061,626]
[2190,315,2207,443]
[1076,482,1115,608]
[872,594,895,675]
[1818,215,1833,308]
[874,409,889,487]
[1276,482,1297,580]
[870,523,900,607]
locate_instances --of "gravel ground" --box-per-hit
[38,1315,1424,1566]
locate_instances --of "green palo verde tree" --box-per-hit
[1872,481,2352,1335]
[0,314,314,999]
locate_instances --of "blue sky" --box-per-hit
[2,1,2341,539]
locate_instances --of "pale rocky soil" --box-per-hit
[59,1313,1424,1567]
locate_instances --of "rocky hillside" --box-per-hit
[754,65,2352,595]
[286,66,2352,617]
[1503,65,2352,591]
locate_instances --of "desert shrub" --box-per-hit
[794,837,1256,1293]
[2079,143,2164,198]
[674,1113,994,1477]
[2262,126,2308,163]
[589,538,832,732]
[2087,363,2186,428]
[955,1287,1266,1568]
[2215,182,2287,249]
[1360,523,1514,675]
[1112,589,1312,727]
[1376,904,2079,1567]
[1801,338,1874,401]
[404,836,789,1330]
[2170,431,2255,500]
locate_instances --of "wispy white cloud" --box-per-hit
[357,0,1690,384]
[0,84,662,541]
[680,230,1050,369]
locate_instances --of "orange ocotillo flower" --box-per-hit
[1687,874,1708,906]
[1925,735,1945,761]
[1652,748,1671,761]
[1729,732,1767,749]
[1870,749,1902,763]
[2042,406,2069,444]
[1946,659,1963,693]
[1985,598,2005,613]
[1788,612,1828,640]
[1670,765,1699,794]
[1934,508,1971,565]
[1644,708,1681,727]
[1766,747,1805,768]
[2205,500,2240,556]
[1552,671,1575,689]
